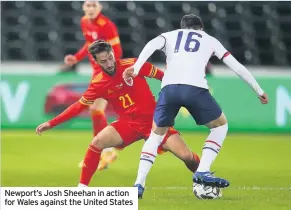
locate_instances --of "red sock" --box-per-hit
[184,152,201,173]
[80,144,102,186]
[91,111,107,136]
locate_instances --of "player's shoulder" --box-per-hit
[80,15,89,24]
[206,33,222,46]
[96,14,115,27]
[161,29,179,37]
[91,71,105,84]
[118,58,136,66]
[199,31,216,40]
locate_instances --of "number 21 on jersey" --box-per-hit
[119,94,135,108]
[174,31,202,53]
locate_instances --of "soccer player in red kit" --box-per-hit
[64,0,122,168]
[36,40,200,190]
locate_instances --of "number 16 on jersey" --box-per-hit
[174,31,202,53]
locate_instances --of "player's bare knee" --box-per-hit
[151,121,167,135]
[151,122,158,133]
[206,113,228,128]
[92,98,107,111]
[92,135,105,149]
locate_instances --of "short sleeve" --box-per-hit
[79,76,103,105]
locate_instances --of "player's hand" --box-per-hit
[64,54,78,66]
[36,122,51,136]
[258,93,268,104]
[123,66,136,86]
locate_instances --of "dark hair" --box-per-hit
[88,40,112,60]
[180,14,204,30]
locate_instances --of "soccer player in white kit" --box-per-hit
[123,14,269,199]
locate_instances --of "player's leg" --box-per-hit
[160,130,200,173]
[79,119,140,187]
[90,98,108,136]
[90,63,108,137]
[134,85,181,197]
[192,113,228,187]
[184,87,229,188]
[90,98,118,170]
[197,113,227,172]
[79,125,123,187]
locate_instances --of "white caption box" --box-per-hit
[0,187,138,210]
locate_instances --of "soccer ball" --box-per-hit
[193,183,222,199]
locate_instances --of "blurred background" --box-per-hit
[1,3,291,207]
[1,1,291,131]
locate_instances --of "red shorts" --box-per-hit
[111,117,179,154]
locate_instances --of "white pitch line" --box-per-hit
[146,186,291,191]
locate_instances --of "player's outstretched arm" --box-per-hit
[64,19,89,65]
[35,102,86,135]
[36,79,102,135]
[123,36,165,84]
[73,43,89,62]
[133,36,166,75]
[64,41,89,66]
[222,55,268,104]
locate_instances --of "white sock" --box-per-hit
[197,124,228,172]
[134,131,165,186]
[102,147,114,153]
[78,183,88,187]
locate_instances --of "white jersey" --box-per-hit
[133,29,264,96]
[160,29,228,89]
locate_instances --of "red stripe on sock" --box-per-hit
[205,140,221,148]
[193,152,200,164]
[141,152,156,158]
[89,144,102,153]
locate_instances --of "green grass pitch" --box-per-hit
[1,130,291,210]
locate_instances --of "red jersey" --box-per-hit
[49,58,164,127]
[74,14,123,74]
